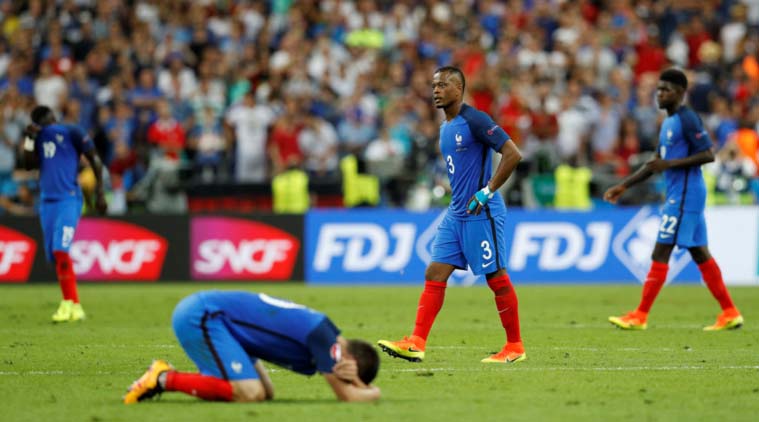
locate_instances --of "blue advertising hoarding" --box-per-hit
[305,207,702,285]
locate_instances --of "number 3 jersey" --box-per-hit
[439,103,512,220]
[35,123,93,200]
[658,106,712,213]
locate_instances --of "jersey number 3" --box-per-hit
[446,155,455,174]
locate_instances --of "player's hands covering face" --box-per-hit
[332,358,360,385]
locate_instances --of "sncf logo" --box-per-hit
[70,219,168,281]
[0,226,37,282]
[191,217,299,280]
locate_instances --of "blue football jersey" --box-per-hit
[658,106,712,212]
[439,104,511,219]
[198,291,341,376]
[35,123,93,200]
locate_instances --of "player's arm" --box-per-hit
[466,113,522,215]
[323,371,381,402]
[253,360,274,400]
[82,148,108,215]
[649,148,715,172]
[21,124,40,170]
[603,154,657,204]
[489,140,522,192]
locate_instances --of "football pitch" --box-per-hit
[1,283,758,422]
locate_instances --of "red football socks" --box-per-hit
[411,280,447,341]
[636,261,669,314]
[698,258,736,311]
[164,371,233,401]
[53,251,78,303]
[487,273,521,343]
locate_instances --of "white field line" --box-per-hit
[2,365,758,376]
[391,365,759,372]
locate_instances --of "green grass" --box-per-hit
[1,283,758,422]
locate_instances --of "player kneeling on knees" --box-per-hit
[124,291,380,404]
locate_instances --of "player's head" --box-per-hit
[346,339,380,385]
[432,66,465,109]
[30,105,56,126]
[657,68,687,110]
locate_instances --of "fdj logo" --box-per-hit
[314,223,416,272]
[509,222,613,271]
[612,206,690,282]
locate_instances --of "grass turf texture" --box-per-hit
[1,283,758,422]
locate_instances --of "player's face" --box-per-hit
[432,72,461,109]
[656,81,682,110]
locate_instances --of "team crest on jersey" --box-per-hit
[55,134,64,143]
[455,133,463,145]
[330,343,342,361]
[666,129,673,140]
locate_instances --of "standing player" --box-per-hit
[123,290,381,403]
[377,66,525,363]
[604,68,743,331]
[22,105,107,322]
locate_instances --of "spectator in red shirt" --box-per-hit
[147,100,186,160]
[268,97,304,175]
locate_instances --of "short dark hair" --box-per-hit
[659,68,688,90]
[30,105,54,126]
[434,66,466,92]
[347,339,379,385]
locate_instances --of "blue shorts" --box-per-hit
[657,205,707,248]
[39,197,83,262]
[172,294,259,381]
[430,211,507,275]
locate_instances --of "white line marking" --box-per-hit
[3,365,757,376]
[391,365,759,373]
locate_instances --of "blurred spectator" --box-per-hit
[34,60,67,114]
[147,100,186,160]
[268,97,304,175]
[225,90,274,183]
[298,115,339,180]
[128,151,187,214]
[0,0,757,212]
[614,117,641,176]
[189,106,227,183]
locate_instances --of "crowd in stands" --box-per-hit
[1,0,759,214]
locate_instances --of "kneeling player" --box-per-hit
[124,290,381,403]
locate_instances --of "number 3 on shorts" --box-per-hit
[481,240,492,260]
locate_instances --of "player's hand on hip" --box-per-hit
[603,185,626,204]
[467,186,494,215]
